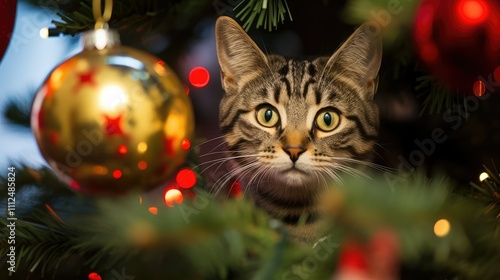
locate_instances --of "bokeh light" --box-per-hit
[164,188,184,207]
[181,138,191,150]
[148,207,158,215]
[138,160,148,170]
[176,169,196,189]
[479,172,490,181]
[117,144,128,155]
[88,272,102,280]
[189,66,210,88]
[39,27,49,39]
[473,80,485,97]
[458,0,489,23]
[112,169,122,179]
[434,219,451,237]
[137,142,148,153]
[494,66,500,82]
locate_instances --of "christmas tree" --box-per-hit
[1,0,500,279]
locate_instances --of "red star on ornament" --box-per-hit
[163,137,176,156]
[74,68,97,93]
[104,114,124,136]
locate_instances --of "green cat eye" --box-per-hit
[256,105,280,128]
[315,109,340,132]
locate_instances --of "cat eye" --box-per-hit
[256,105,280,128]
[315,108,340,132]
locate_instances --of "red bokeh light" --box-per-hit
[69,180,80,191]
[138,160,148,170]
[176,169,197,189]
[189,66,210,88]
[148,207,158,215]
[181,138,191,150]
[118,144,128,155]
[88,272,102,280]
[494,66,500,82]
[112,169,122,179]
[457,0,489,23]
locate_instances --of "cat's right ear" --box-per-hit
[215,16,269,92]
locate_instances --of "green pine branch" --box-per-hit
[469,162,500,236]
[234,0,292,31]
[2,96,32,128]
[34,0,213,36]
[2,169,500,279]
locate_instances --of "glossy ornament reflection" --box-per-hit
[31,29,195,195]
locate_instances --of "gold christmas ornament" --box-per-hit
[31,29,195,195]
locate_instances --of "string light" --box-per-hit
[433,219,451,237]
[39,27,62,38]
[39,27,49,39]
[479,172,490,182]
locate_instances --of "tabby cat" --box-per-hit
[215,16,382,242]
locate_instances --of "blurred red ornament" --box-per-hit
[333,230,399,280]
[88,272,102,280]
[230,181,243,196]
[189,66,210,88]
[0,0,16,64]
[413,0,500,91]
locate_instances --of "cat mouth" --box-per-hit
[283,166,307,175]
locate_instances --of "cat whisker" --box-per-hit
[193,135,226,149]
[331,157,395,173]
[199,150,245,157]
[319,166,344,187]
[212,161,260,197]
[332,163,372,181]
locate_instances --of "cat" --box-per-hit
[214,16,382,242]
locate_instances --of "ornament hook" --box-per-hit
[93,0,113,29]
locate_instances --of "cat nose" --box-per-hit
[283,146,306,163]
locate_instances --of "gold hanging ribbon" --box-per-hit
[93,0,113,29]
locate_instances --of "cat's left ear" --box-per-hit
[326,24,382,99]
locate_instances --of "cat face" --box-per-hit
[215,16,382,191]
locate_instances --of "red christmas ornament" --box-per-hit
[88,272,102,280]
[0,0,16,64]
[413,0,500,91]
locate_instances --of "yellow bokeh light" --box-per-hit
[434,219,451,237]
[137,142,148,154]
[164,189,183,207]
[479,172,490,182]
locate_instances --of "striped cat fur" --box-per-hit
[215,16,382,242]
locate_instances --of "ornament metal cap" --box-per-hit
[82,28,120,50]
